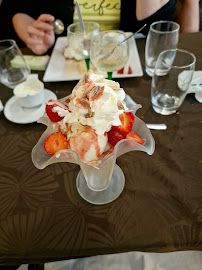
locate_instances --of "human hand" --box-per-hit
[26,14,55,55]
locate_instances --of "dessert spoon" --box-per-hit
[75,1,90,54]
[75,1,91,69]
[52,19,64,35]
[100,24,147,60]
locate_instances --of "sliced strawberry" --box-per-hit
[112,112,134,136]
[45,100,68,122]
[44,132,68,155]
[107,129,125,146]
[117,67,124,74]
[126,131,144,145]
[128,66,132,74]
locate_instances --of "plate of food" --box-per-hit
[43,33,143,82]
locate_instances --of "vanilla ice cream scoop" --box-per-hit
[68,126,108,162]
[55,72,127,134]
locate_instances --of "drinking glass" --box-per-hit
[145,21,180,77]
[67,21,99,71]
[151,49,196,115]
[0,39,30,89]
[90,30,129,80]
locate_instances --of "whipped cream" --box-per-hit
[55,73,127,136]
[64,46,84,61]
[50,71,128,162]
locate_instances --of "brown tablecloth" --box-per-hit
[0,33,202,266]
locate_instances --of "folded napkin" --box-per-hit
[187,71,202,103]
[178,71,202,103]
[11,55,50,71]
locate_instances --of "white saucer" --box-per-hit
[4,89,57,124]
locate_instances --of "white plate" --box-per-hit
[4,89,57,124]
[43,33,143,82]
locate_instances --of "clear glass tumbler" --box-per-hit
[90,30,129,79]
[0,39,30,89]
[151,49,196,115]
[145,21,180,77]
[67,21,99,60]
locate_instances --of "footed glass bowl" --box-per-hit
[32,95,155,205]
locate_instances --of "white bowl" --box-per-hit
[13,74,44,108]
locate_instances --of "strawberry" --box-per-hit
[128,66,132,74]
[45,100,68,122]
[107,129,125,146]
[112,112,134,136]
[117,67,124,74]
[126,131,144,145]
[44,132,68,155]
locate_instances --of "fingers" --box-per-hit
[26,31,55,53]
[25,14,56,55]
[27,25,44,38]
[27,37,43,45]
[26,36,54,55]
[33,14,55,32]
[38,14,55,23]
[28,43,49,55]
[33,20,54,32]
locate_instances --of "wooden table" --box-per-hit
[0,32,202,266]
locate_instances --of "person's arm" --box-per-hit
[12,13,36,44]
[12,13,55,55]
[176,0,199,32]
[136,0,169,20]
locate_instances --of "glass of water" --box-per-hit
[0,39,30,89]
[151,49,196,115]
[145,21,180,77]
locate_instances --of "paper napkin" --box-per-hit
[11,55,50,71]
[187,71,202,103]
[178,70,202,103]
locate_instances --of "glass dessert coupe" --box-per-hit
[32,95,155,205]
[90,30,129,80]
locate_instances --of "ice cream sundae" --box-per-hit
[43,70,143,164]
